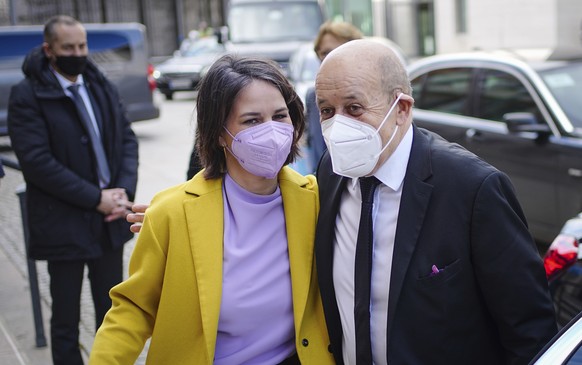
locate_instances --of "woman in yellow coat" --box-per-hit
[89,55,334,364]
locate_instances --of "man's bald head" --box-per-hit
[318,39,411,98]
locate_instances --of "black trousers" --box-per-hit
[47,247,123,365]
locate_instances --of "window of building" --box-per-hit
[456,0,467,34]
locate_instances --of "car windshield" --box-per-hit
[182,38,223,57]
[228,2,322,43]
[538,62,582,131]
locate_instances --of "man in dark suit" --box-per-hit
[8,15,138,365]
[314,39,557,365]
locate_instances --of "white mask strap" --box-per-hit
[376,92,403,156]
[376,92,403,133]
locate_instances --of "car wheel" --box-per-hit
[164,92,174,100]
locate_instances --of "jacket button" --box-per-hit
[81,136,89,144]
[301,338,309,347]
[328,344,333,353]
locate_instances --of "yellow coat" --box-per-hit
[90,167,334,364]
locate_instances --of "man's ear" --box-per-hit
[396,95,414,125]
[42,42,52,58]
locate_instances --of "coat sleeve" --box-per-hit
[89,210,166,364]
[470,171,557,365]
[109,86,139,200]
[7,83,102,209]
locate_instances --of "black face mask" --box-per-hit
[55,55,88,76]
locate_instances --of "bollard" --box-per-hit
[15,183,47,348]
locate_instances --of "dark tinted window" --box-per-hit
[566,343,582,365]
[476,69,539,122]
[0,32,131,64]
[0,33,42,61]
[413,68,472,115]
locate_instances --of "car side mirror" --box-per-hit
[503,112,551,134]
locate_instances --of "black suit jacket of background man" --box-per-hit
[8,46,138,260]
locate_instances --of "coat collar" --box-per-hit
[183,166,318,360]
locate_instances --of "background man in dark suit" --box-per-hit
[8,15,138,365]
[314,39,557,365]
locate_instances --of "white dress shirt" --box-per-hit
[333,126,413,365]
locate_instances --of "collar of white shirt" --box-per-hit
[51,66,86,92]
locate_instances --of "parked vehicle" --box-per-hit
[543,213,582,327]
[223,0,325,76]
[407,50,582,246]
[153,36,226,100]
[0,23,160,136]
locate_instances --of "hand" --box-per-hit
[127,203,149,233]
[98,188,133,222]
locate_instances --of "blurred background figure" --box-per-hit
[307,21,364,171]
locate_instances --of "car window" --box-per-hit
[228,2,322,42]
[539,62,582,130]
[412,67,472,115]
[182,38,224,57]
[476,69,540,122]
[566,344,582,364]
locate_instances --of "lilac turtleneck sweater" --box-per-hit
[214,174,295,365]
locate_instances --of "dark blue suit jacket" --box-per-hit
[315,125,557,365]
[8,47,138,260]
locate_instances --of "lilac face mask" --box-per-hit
[223,121,294,179]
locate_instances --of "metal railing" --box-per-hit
[1,157,47,348]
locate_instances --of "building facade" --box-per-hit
[1,0,581,59]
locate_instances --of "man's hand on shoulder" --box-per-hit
[127,204,148,233]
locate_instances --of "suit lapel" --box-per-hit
[386,126,433,340]
[315,153,348,363]
[279,168,318,334]
[184,176,224,362]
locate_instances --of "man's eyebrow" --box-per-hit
[317,94,359,106]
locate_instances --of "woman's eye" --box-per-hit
[273,113,288,121]
[348,105,363,115]
[244,119,260,125]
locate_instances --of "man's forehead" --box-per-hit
[53,24,86,41]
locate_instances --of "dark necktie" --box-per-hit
[68,84,110,186]
[354,176,381,364]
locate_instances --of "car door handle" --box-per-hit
[465,128,482,140]
[568,168,582,178]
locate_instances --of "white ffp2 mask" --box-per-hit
[321,93,403,178]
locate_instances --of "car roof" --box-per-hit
[407,48,582,75]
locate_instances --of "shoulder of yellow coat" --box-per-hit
[279,166,318,193]
[146,172,222,218]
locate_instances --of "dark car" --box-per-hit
[0,23,160,136]
[407,51,582,246]
[153,36,226,100]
